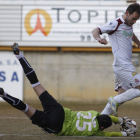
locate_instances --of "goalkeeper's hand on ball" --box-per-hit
[120,116,137,136]
[121,128,135,137]
[120,116,132,129]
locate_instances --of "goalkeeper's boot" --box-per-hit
[11,43,20,55]
[108,96,119,117]
[0,88,5,97]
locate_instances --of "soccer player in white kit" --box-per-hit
[92,3,140,116]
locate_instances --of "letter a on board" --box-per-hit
[11,72,19,82]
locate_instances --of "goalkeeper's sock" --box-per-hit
[101,103,113,115]
[2,93,28,113]
[113,88,140,103]
[15,53,40,88]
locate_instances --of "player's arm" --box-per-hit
[103,116,124,137]
[92,20,118,45]
[92,28,108,45]
[132,33,140,48]
[104,131,123,137]
[103,129,135,137]
[110,115,122,124]
[96,130,131,137]
[103,131,135,137]
[108,116,135,137]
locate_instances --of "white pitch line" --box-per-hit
[0,117,28,119]
[0,134,46,137]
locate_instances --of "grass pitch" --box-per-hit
[0,101,139,140]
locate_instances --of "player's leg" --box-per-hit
[0,87,63,133]
[101,103,113,115]
[112,88,140,103]
[100,89,125,115]
[107,74,129,116]
[11,43,61,110]
[135,84,140,90]
[108,66,140,116]
[11,43,64,133]
[0,87,36,118]
[101,75,124,115]
[11,43,44,97]
[107,87,126,116]
[118,87,126,95]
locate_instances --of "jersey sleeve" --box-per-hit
[110,115,119,123]
[98,20,118,35]
[103,131,123,137]
[95,130,123,137]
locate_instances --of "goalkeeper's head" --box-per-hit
[97,115,112,130]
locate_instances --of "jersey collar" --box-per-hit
[120,15,125,24]
[120,15,132,28]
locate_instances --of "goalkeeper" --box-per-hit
[0,43,135,137]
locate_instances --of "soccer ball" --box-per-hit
[129,120,138,133]
[121,120,138,133]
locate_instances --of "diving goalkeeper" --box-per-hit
[0,43,135,137]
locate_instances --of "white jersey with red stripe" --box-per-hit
[98,15,133,66]
[98,16,140,90]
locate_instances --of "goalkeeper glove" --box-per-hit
[120,116,131,129]
[121,129,135,137]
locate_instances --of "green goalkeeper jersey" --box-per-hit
[55,107,123,137]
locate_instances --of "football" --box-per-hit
[121,119,138,133]
[129,120,138,133]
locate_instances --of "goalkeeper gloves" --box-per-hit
[120,117,135,137]
[119,116,131,129]
[121,129,135,137]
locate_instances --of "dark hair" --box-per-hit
[126,3,140,15]
[97,115,112,129]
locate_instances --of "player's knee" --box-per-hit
[30,110,47,128]
[135,84,140,90]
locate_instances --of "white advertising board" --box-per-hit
[0,52,23,101]
[22,6,127,47]
[0,1,139,47]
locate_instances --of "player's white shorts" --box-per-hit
[113,65,140,91]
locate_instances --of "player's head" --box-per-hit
[97,115,112,130]
[124,3,140,26]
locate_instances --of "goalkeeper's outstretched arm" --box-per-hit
[96,116,135,137]
[106,116,135,137]
[103,129,135,137]
[104,131,123,137]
